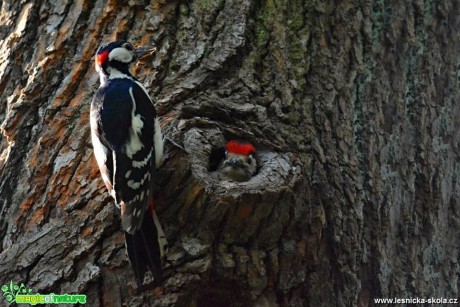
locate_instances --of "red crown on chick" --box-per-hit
[226,141,256,156]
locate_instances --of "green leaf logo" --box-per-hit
[1,281,34,303]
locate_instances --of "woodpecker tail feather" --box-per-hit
[152,210,168,256]
[125,210,166,288]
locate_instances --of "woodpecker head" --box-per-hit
[219,141,257,182]
[95,40,155,80]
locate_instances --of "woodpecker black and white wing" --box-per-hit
[91,78,158,234]
[113,149,153,234]
[132,80,164,167]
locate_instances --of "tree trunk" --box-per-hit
[1,0,459,306]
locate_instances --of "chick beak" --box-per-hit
[135,45,156,59]
[226,158,244,168]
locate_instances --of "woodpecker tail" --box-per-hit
[124,206,167,288]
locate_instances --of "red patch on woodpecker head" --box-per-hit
[226,141,256,156]
[96,50,109,66]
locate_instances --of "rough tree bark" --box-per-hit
[0,0,459,306]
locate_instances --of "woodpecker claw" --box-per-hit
[164,136,185,151]
[153,286,164,297]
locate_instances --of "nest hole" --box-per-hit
[183,127,296,192]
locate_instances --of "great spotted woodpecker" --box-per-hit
[90,40,167,292]
[218,141,257,181]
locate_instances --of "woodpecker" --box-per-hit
[218,141,257,181]
[90,40,167,292]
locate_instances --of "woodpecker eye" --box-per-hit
[247,155,252,164]
[123,43,134,51]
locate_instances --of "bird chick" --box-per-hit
[218,141,257,182]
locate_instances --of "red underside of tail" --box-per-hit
[148,199,155,216]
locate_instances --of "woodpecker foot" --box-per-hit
[153,286,164,297]
[165,136,185,151]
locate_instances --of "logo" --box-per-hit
[1,281,86,305]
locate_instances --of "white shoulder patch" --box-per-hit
[125,87,144,158]
[133,80,163,167]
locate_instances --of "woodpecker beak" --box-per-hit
[225,158,244,168]
[135,46,156,59]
